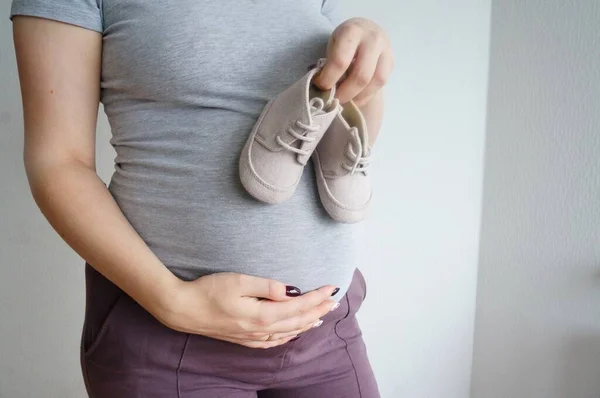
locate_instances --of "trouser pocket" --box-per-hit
[81,264,124,358]
[80,264,189,397]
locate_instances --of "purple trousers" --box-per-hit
[80,265,380,397]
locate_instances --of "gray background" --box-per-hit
[470,1,600,397]
[4,0,598,397]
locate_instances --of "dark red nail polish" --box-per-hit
[331,287,340,297]
[286,286,302,297]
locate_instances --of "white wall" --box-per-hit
[349,1,490,397]
[0,1,490,397]
[471,1,600,397]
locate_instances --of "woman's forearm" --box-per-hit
[359,90,384,146]
[26,157,180,317]
[13,16,182,323]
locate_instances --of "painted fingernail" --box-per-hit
[286,286,302,297]
[331,287,340,296]
[331,302,340,311]
[290,336,300,342]
[313,319,324,328]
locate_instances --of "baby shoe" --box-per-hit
[239,59,339,204]
[312,100,372,223]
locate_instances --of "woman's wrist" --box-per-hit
[145,270,213,334]
[143,269,187,323]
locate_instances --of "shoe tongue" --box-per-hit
[340,100,369,152]
[295,96,338,166]
[281,66,338,166]
[336,101,370,175]
[288,81,336,166]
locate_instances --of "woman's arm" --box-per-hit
[13,16,337,348]
[13,16,180,316]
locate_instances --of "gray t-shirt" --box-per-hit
[11,0,365,297]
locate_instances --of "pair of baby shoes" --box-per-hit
[239,59,371,223]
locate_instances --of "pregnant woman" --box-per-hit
[11,1,393,397]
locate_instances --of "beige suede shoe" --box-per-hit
[312,100,372,223]
[240,60,339,204]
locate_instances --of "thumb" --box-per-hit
[239,275,302,301]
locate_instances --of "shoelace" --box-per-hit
[342,126,371,174]
[276,97,325,156]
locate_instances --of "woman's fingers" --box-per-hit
[213,317,326,349]
[254,285,337,328]
[236,273,299,301]
[200,294,343,348]
[352,51,394,107]
[314,25,360,90]
[335,42,381,104]
[230,316,322,340]
[313,18,393,104]
[264,299,339,334]
[227,297,340,340]
[267,319,322,341]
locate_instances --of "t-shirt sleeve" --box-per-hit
[10,0,103,33]
[321,0,346,27]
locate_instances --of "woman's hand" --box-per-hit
[157,273,339,349]
[314,17,394,107]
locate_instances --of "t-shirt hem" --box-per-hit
[10,3,103,33]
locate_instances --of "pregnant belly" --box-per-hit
[109,164,363,297]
